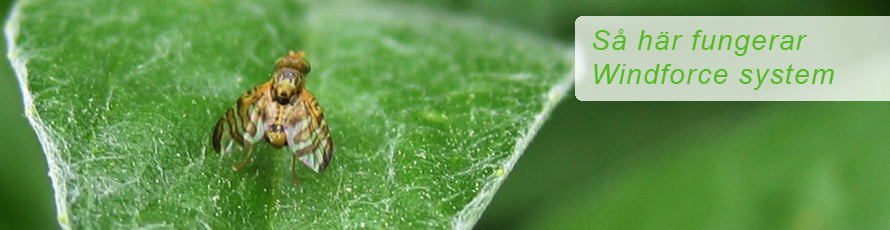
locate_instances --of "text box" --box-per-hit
[575,17,890,101]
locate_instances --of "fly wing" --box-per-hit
[212,82,273,154]
[285,90,333,172]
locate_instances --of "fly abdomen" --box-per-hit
[265,124,287,148]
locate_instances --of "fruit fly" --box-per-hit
[212,51,333,184]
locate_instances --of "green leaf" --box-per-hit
[6,0,572,229]
[513,102,890,230]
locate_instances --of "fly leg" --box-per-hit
[291,153,301,184]
[290,147,314,184]
[233,144,254,170]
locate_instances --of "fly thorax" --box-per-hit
[272,68,303,104]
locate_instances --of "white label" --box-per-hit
[575,16,890,101]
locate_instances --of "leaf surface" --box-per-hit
[7,0,572,229]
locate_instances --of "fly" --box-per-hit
[212,51,333,184]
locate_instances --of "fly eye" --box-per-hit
[299,59,311,74]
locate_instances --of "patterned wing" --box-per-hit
[285,90,334,172]
[212,82,273,154]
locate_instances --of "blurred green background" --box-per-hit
[1,0,888,229]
